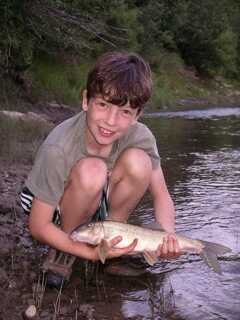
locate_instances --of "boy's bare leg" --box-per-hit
[108,148,152,222]
[60,157,108,233]
[43,150,149,279]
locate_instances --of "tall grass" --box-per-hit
[31,55,93,106]
[149,52,209,110]
[1,50,234,116]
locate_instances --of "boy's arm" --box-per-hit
[29,198,137,261]
[149,166,175,233]
[149,165,181,258]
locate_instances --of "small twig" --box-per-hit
[33,271,46,310]
[74,287,80,319]
[53,279,64,319]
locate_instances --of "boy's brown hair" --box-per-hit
[86,51,152,113]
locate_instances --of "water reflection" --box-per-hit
[145,106,240,119]
[75,107,240,320]
[121,273,175,319]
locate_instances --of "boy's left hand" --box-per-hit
[155,233,181,259]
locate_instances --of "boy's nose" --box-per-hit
[106,108,118,126]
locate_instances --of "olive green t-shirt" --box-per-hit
[26,111,160,207]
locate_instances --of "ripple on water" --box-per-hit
[173,149,240,243]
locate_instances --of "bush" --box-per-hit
[213,29,238,77]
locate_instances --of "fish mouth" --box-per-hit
[71,231,99,245]
[71,233,90,243]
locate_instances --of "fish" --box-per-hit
[70,220,231,274]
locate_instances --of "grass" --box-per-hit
[149,52,212,110]
[33,272,47,310]
[2,50,240,116]
[53,280,64,320]
[31,51,199,110]
[30,54,93,107]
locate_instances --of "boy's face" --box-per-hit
[82,91,140,148]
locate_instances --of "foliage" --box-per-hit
[0,0,130,75]
[1,0,240,107]
[0,1,33,72]
[213,29,238,77]
[139,0,240,77]
[139,0,178,54]
[173,0,240,76]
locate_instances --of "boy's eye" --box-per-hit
[98,102,107,108]
[122,109,132,117]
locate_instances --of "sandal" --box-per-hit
[42,248,76,287]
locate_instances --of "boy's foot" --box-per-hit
[42,248,76,288]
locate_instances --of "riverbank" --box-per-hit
[2,50,240,115]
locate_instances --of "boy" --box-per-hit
[20,51,180,282]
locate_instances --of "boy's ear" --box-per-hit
[135,109,143,122]
[82,90,88,111]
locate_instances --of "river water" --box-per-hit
[135,107,240,320]
[74,107,240,320]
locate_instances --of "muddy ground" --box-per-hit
[0,104,86,319]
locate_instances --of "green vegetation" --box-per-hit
[1,0,240,110]
[31,55,92,105]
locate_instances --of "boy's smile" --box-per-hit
[82,92,140,156]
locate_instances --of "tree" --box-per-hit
[174,0,239,75]
[0,0,131,75]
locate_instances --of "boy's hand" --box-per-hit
[95,236,138,262]
[155,233,181,259]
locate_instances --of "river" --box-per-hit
[75,107,240,320]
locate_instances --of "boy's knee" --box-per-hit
[119,148,152,180]
[70,158,107,192]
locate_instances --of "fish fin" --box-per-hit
[200,250,222,274]
[200,240,231,255]
[143,251,158,266]
[97,240,109,264]
[199,240,231,274]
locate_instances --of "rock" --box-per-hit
[0,110,50,125]
[23,304,38,319]
[1,110,24,119]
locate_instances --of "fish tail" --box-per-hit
[199,240,231,274]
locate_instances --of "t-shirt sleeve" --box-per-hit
[121,123,161,169]
[25,144,67,207]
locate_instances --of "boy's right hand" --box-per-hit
[95,236,138,263]
[155,233,181,259]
